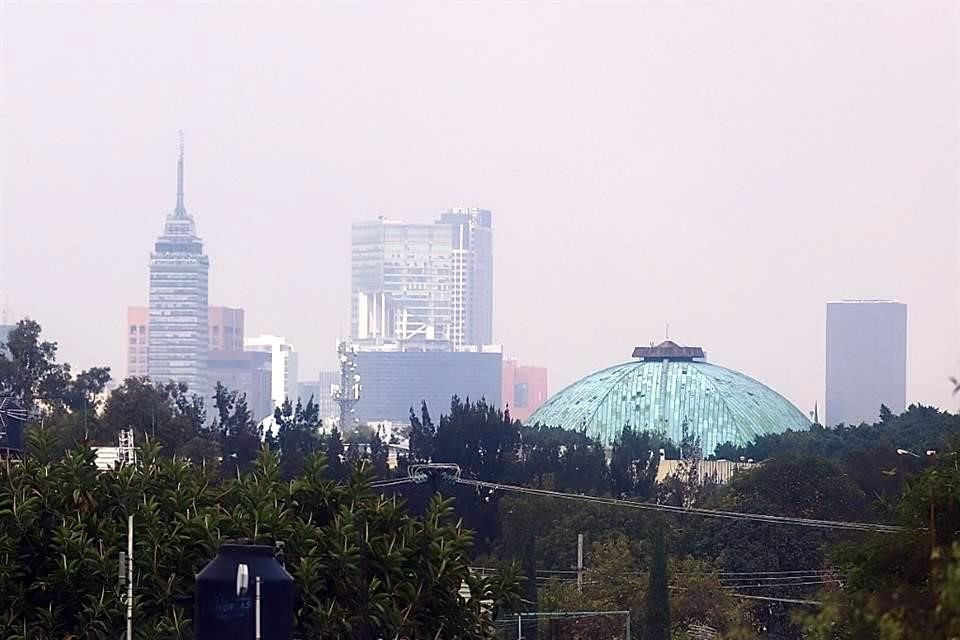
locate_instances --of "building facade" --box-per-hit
[298,370,339,419]
[317,369,340,419]
[208,306,244,353]
[826,300,907,426]
[351,218,453,347]
[437,208,493,347]
[502,358,548,423]
[350,209,493,350]
[147,144,210,392]
[353,348,502,423]
[209,350,273,422]
[128,305,244,380]
[125,306,150,378]
[244,334,298,410]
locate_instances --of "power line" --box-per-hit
[368,477,417,489]
[718,575,839,583]
[729,580,840,589]
[730,593,823,606]
[454,477,905,533]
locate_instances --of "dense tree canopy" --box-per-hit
[5,318,960,639]
[0,432,522,639]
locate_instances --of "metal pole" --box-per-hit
[517,612,522,639]
[255,576,262,640]
[126,514,133,640]
[577,533,583,594]
[625,611,631,640]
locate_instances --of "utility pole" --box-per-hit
[577,533,584,594]
[126,514,133,640]
[930,474,937,554]
[255,576,262,640]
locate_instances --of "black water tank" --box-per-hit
[0,396,25,455]
[195,543,295,640]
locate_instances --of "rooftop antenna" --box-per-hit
[175,130,186,217]
[665,322,670,341]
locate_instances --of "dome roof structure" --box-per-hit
[526,342,809,454]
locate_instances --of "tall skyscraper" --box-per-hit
[438,208,493,347]
[351,218,453,347]
[350,209,493,349]
[826,300,907,426]
[147,139,210,392]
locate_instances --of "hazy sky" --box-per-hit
[2,1,958,417]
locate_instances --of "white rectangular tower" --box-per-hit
[825,300,907,426]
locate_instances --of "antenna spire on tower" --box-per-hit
[175,130,186,217]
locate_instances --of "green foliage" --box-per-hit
[644,524,670,640]
[0,319,72,408]
[0,443,521,639]
[537,534,753,639]
[797,450,960,639]
[609,426,661,500]
[714,405,958,465]
[272,397,323,479]
[100,377,206,458]
[539,534,646,639]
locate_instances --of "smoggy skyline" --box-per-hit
[2,2,958,418]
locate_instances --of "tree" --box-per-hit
[99,378,208,460]
[539,534,645,639]
[0,319,70,408]
[0,441,522,639]
[367,430,390,476]
[609,426,660,500]
[644,523,670,640]
[408,401,436,463]
[212,382,259,476]
[798,447,960,640]
[325,427,347,480]
[273,397,323,478]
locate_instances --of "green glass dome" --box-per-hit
[526,342,809,454]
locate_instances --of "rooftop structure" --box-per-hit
[527,341,809,454]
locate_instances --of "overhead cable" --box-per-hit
[454,477,905,533]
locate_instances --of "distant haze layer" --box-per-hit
[1,2,957,417]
